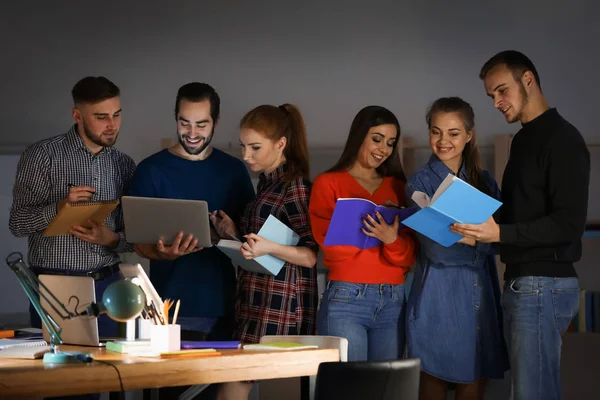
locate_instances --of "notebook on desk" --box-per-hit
[0,338,48,349]
[0,338,50,359]
[43,200,120,236]
[0,345,51,359]
[181,340,241,349]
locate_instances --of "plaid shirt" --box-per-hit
[9,125,136,271]
[235,163,318,344]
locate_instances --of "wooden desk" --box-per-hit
[0,345,339,398]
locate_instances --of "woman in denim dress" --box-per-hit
[405,97,509,399]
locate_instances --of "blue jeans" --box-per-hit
[502,276,579,400]
[317,280,405,361]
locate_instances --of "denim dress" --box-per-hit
[405,155,509,383]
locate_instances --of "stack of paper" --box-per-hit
[106,339,151,354]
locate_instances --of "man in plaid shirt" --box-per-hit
[9,77,136,346]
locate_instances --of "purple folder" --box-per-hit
[324,198,419,249]
[181,340,241,349]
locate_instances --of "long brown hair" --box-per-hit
[240,104,309,181]
[327,105,406,181]
[426,97,491,196]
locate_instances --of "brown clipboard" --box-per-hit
[43,200,120,236]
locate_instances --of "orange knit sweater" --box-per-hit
[309,171,417,285]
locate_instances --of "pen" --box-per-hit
[67,184,96,193]
[172,300,181,325]
[163,301,168,325]
[144,304,158,325]
[151,300,165,325]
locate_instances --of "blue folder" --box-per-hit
[181,341,241,349]
[216,214,300,276]
[324,198,418,249]
[402,174,502,247]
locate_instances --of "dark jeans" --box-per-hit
[29,270,123,400]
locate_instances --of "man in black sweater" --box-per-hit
[452,50,590,400]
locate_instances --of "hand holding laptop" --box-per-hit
[122,197,214,257]
[155,232,202,260]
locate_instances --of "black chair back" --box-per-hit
[314,358,420,400]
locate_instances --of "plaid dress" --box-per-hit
[234,163,318,344]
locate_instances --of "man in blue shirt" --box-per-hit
[129,82,255,343]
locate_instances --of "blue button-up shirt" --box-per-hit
[404,154,508,383]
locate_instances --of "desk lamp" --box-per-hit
[5,252,146,364]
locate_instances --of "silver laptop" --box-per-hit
[39,275,106,347]
[122,196,213,248]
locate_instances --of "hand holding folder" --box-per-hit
[43,199,120,236]
[216,215,300,276]
[402,173,502,247]
[324,198,419,249]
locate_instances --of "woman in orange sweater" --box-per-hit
[309,105,418,361]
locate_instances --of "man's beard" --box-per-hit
[508,82,529,123]
[178,127,214,155]
[83,120,118,148]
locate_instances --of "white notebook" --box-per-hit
[0,345,51,359]
[0,338,48,350]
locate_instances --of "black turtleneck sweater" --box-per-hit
[499,108,590,279]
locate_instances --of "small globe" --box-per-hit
[101,280,146,322]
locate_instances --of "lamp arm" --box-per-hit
[5,252,77,347]
[6,252,147,350]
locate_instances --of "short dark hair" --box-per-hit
[71,76,120,105]
[479,50,541,88]
[174,82,220,122]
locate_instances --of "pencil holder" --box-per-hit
[138,318,153,339]
[151,324,180,352]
